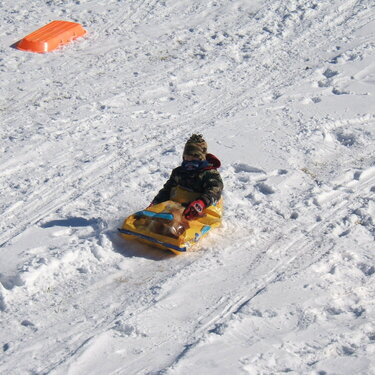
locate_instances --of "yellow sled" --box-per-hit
[118,187,223,254]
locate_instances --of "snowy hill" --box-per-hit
[1,0,374,374]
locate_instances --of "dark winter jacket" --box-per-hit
[152,154,223,207]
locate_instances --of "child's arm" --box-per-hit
[200,170,224,207]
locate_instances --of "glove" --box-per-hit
[183,199,206,220]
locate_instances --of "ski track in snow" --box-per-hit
[1,0,375,374]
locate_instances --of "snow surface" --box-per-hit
[1,0,375,374]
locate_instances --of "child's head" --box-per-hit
[183,134,207,161]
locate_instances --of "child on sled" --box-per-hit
[119,134,224,252]
[150,134,223,220]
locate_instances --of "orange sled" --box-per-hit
[16,20,87,53]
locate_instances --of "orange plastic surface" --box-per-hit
[16,20,87,53]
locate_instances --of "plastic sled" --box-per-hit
[119,198,223,255]
[16,20,87,53]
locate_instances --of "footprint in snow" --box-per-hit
[290,212,299,220]
[323,68,339,79]
[340,345,357,356]
[353,171,362,180]
[269,169,289,176]
[357,263,375,277]
[113,321,146,337]
[334,129,357,147]
[162,147,177,155]
[277,169,288,175]
[325,306,344,316]
[0,273,23,290]
[234,163,265,174]
[332,87,350,95]
[0,293,6,312]
[21,320,37,331]
[255,182,275,195]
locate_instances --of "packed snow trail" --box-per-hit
[1,0,374,374]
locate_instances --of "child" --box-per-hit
[151,134,223,220]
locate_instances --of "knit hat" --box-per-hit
[183,134,208,161]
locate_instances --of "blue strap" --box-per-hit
[135,210,174,221]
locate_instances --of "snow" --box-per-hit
[1,0,374,374]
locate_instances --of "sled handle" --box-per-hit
[134,210,174,222]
